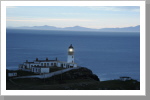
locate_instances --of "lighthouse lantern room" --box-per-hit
[67,44,74,63]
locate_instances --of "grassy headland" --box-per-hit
[6,67,140,90]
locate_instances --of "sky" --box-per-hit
[6,6,140,29]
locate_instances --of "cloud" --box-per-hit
[59,13,81,15]
[47,19,92,22]
[88,6,140,12]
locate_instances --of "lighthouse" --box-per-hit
[67,44,74,63]
[19,44,78,72]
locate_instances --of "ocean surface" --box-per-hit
[6,29,140,81]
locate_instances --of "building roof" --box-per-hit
[35,60,57,62]
[24,60,58,63]
[24,60,77,65]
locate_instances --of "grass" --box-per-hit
[6,78,140,90]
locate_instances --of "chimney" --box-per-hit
[36,58,38,61]
[56,57,58,61]
[46,57,48,61]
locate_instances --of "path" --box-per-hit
[13,67,80,79]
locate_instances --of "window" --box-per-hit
[51,63,53,66]
[67,65,69,68]
[72,56,73,58]
[61,64,63,67]
[54,63,56,66]
[41,63,43,66]
[47,63,49,66]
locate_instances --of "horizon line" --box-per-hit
[6,25,140,29]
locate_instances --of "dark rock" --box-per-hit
[61,67,100,81]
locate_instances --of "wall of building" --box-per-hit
[23,63,29,68]
[8,73,17,77]
[32,67,49,74]
[30,63,40,67]
[73,64,77,67]
[41,68,49,73]
[32,67,40,73]
[36,61,57,67]
[23,61,77,68]
[57,62,68,68]
[67,55,74,63]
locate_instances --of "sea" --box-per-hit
[6,29,140,81]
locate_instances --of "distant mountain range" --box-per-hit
[7,25,140,32]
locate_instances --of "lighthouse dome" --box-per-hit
[69,44,74,49]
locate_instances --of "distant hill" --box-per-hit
[7,25,60,30]
[63,26,97,31]
[7,25,140,32]
[99,25,140,32]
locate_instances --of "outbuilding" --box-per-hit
[31,66,50,74]
[8,72,17,77]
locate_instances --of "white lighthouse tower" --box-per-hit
[67,44,74,63]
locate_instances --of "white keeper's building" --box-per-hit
[19,44,77,74]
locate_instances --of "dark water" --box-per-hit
[6,29,140,81]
